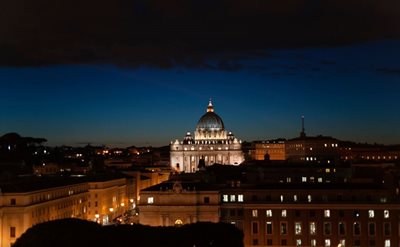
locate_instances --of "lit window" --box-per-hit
[280,195,284,202]
[266,210,273,217]
[223,195,228,202]
[339,240,345,247]
[296,239,302,246]
[281,210,287,217]
[368,210,374,218]
[230,195,236,202]
[311,239,317,247]
[294,195,298,202]
[309,222,316,235]
[385,239,391,247]
[295,222,302,235]
[252,209,258,217]
[302,177,307,182]
[238,194,244,202]
[308,195,312,202]
[147,197,154,204]
[325,239,331,247]
[384,210,389,218]
[324,210,330,218]
[325,168,330,173]
[324,144,327,147]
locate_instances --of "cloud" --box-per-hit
[0,0,399,68]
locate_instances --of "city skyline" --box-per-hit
[1,1,399,147]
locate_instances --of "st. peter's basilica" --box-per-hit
[170,100,244,172]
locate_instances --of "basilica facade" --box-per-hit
[170,100,244,173]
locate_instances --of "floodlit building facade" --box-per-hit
[139,164,400,247]
[0,176,129,247]
[170,100,244,173]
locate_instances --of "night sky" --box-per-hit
[1,1,399,147]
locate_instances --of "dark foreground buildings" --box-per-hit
[139,162,400,247]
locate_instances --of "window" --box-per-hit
[10,227,16,238]
[309,222,316,235]
[266,239,273,246]
[204,197,210,204]
[222,195,228,202]
[369,240,376,246]
[296,239,302,246]
[10,198,16,205]
[252,239,258,245]
[309,210,315,217]
[368,222,375,236]
[252,221,259,234]
[302,177,307,182]
[266,222,273,235]
[354,239,361,247]
[311,239,316,247]
[368,210,375,218]
[324,210,330,218]
[325,239,331,247]
[280,222,287,235]
[252,209,258,217]
[281,210,287,217]
[266,210,272,217]
[230,195,236,202]
[354,210,360,218]
[324,222,331,235]
[147,197,154,204]
[295,222,302,235]
[384,222,391,236]
[384,210,389,218]
[339,210,345,217]
[293,195,298,202]
[307,195,312,202]
[353,222,361,235]
[339,239,345,247]
[280,195,284,202]
[339,222,346,235]
[238,194,244,202]
[281,239,287,246]
[295,210,301,217]
[385,239,391,247]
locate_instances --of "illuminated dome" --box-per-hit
[196,100,225,131]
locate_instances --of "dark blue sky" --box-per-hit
[1,40,399,147]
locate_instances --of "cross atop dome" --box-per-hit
[207,98,214,112]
